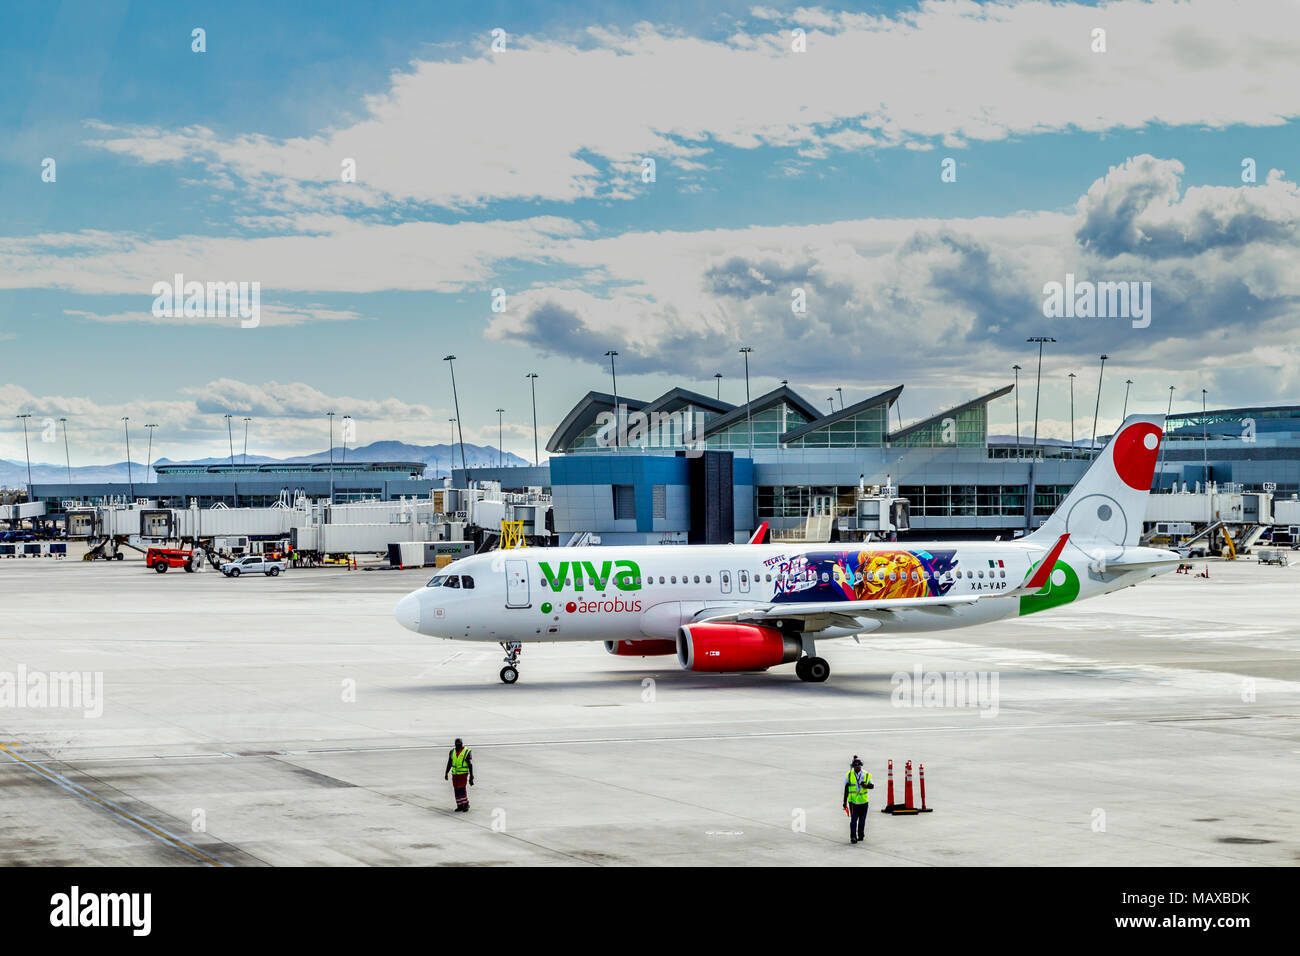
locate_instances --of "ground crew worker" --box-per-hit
[444,738,474,811]
[843,755,874,843]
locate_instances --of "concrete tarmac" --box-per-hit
[2,551,1297,866]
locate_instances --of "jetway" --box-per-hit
[0,501,46,521]
[63,487,553,560]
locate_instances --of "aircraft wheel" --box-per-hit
[795,658,811,681]
[805,657,830,683]
[499,665,519,684]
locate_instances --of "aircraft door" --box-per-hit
[738,569,750,593]
[505,559,530,608]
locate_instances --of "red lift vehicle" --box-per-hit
[146,547,195,573]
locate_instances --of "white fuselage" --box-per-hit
[394,538,1175,645]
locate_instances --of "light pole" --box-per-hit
[1012,365,1021,459]
[242,417,251,465]
[327,411,335,504]
[604,350,620,450]
[16,414,33,493]
[1027,336,1055,461]
[827,397,835,414]
[225,414,239,507]
[496,408,504,467]
[714,372,722,401]
[526,373,539,466]
[1156,386,1175,491]
[448,418,456,478]
[1122,379,1133,420]
[442,355,468,474]
[145,423,158,484]
[59,417,71,484]
[1068,372,1076,451]
[1202,388,1209,489]
[121,416,134,499]
[341,415,351,470]
[1090,354,1108,458]
[836,386,844,410]
[739,346,753,458]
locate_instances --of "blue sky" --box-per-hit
[3,0,1299,465]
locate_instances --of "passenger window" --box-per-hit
[978,570,984,578]
[445,575,460,588]
[999,570,1006,578]
[705,575,711,583]
[671,575,677,584]
[462,575,474,589]
[889,572,897,581]
[659,576,665,584]
[693,575,700,583]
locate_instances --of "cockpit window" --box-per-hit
[444,575,460,588]
[426,574,447,587]
[461,575,474,589]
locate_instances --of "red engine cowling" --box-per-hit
[677,623,802,672]
[604,639,678,657]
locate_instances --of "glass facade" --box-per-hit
[786,405,887,448]
[898,484,1026,518]
[706,405,810,450]
[890,405,987,448]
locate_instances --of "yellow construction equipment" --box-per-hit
[500,520,525,550]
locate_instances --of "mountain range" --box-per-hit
[0,441,533,487]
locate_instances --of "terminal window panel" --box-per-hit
[898,484,1026,518]
[891,406,987,448]
[1032,485,1073,517]
[786,406,887,448]
[706,407,791,450]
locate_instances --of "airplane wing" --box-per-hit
[697,593,984,633]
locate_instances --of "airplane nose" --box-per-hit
[394,593,421,633]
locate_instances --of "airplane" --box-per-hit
[394,414,1180,684]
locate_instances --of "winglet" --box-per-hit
[748,521,770,545]
[1023,533,1069,591]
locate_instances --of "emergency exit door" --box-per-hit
[505,560,530,608]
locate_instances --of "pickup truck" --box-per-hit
[220,555,288,577]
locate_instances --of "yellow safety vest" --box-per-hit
[846,769,871,804]
[451,748,471,775]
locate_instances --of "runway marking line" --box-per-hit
[0,743,223,867]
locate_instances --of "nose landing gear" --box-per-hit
[499,641,522,684]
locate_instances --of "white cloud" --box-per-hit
[0,216,582,295]
[81,0,1300,209]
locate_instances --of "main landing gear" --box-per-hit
[795,656,831,683]
[499,641,522,684]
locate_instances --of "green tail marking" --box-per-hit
[1018,559,1080,616]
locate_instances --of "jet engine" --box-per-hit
[676,622,802,672]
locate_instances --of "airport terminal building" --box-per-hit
[24,385,1300,545]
